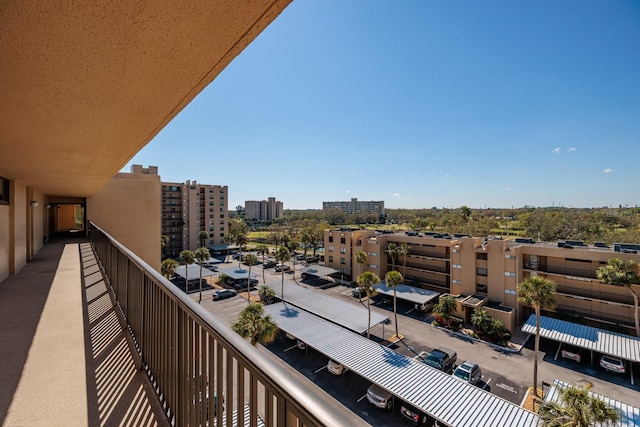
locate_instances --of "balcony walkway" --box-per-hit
[0,238,167,426]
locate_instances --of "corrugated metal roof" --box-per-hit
[217,266,258,280]
[300,265,338,277]
[265,303,538,427]
[374,282,440,304]
[544,379,640,427]
[521,315,640,362]
[265,280,388,334]
[175,265,217,279]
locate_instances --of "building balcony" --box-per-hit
[523,263,599,279]
[0,224,362,426]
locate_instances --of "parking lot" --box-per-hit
[194,258,640,423]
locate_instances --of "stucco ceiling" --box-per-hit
[0,0,291,197]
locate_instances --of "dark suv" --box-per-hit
[423,347,457,373]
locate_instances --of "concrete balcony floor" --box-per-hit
[0,239,167,426]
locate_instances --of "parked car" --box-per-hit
[366,383,393,410]
[263,260,277,269]
[423,347,457,373]
[452,360,482,385]
[600,355,626,374]
[400,403,436,425]
[295,254,305,261]
[327,359,348,375]
[233,278,258,289]
[274,264,290,272]
[296,339,307,350]
[212,289,236,300]
[306,256,318,264]
[414,301,435,312]
[560,345,582,363]
[352,288,362,298]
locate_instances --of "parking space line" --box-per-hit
[284,345,297,352]
[405,308,415,315]
[482,378,492,390]
[357,394,367,403]
[315,365,327,373]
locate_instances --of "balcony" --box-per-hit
[523,263,598,279]
[0,224,362,426]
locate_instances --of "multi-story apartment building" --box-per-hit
[322,197,385,216]
[325,229,640,334]
[161,179,228,256]
[245,196,283,221]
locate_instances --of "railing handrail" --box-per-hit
[89,221,364,427]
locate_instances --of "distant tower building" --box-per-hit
[244,196,283,221]
[161,179,228,256]
[322,198,385,216]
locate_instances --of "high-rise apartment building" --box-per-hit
[322,197,385,216]
[245,196,283,221]
[325,229,640,335]
[161,180,228,256]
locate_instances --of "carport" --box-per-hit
[521,315,640,385]
[374,282,440,311]
[300,265,338,279]
[544,379,639,426]
[174,264,217,281]
[265,303,539,427]
[265,280,388,334]
[217,266,257,281]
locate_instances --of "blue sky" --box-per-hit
[124,0,640,210]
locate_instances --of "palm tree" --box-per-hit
[357,271,380,339]
[224,233,235,263]
[194,247,210,303]
[232,303,278,346]
[518,275,556,398]
[385,242,398,273]
[161,258,178,279]
[259,285,276,305]
[243,254,258,304]
[235,233,248,267]
[198,230,209,248]
[385,270,403,339]
[287,240,300,279]
[256,244,269,283]
[538,383,619,427]
[275,246,290,301]
[161,235,169,257]
[433,294,457,320]
[397,243,410,277]
[355,251,367,298]
[179,250,195,293]
[471,308,492,337]
[597,258,640,337]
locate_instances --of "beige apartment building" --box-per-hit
[322,197,385,216]
[325,229,640,334]
[161,179,228,256]
[245,196,283,221]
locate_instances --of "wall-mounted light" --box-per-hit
[45,204,51,209]
[30,200,39,207]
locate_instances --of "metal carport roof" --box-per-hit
[175,265,217,279]
[265,303,538,427]
[374,282,440,305]
[544,379,639,427]
[265,280,388,334]
[521,314,640,363]
[300,265,338,277]
[217,266,257,280]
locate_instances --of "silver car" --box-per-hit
[453,360,482,385]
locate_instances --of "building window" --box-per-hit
[476,284,488,293]
[477,267,488,276]
[329,256,333,263]
[328,236,333,243]
[328,245,333,252]
[367,252,378,256]
[340,237,346,244]
[504,272,516,277]
[368,264,377,269]
[505,254,516,259]
[452,279,460,284]
[0,176,9,205]
[476,253,488,260]
[340,258,346,264]
[452,264,461,269]
[340,247,346,254]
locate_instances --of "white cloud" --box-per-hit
[552,147,561,153]
[345,190,350,193]
[506,187,512,191]
[392,193,401,197]
[568,147,576,152]
[603,168,615,174]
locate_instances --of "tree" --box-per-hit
[232,303,278,346]
[161,258,178,279]
[538,383,619,427]
[179,250,195,293]
[354,251,368,298]
[256,244,269,283]
[385,270,403,339]
[235,233,248,267]
[471,308,492,337]
[397,243,410,277]
[161,235,169,257]
[198,230,209,248]
[517,275,556,398]
[433,294,457,320]
[275,246,290,301]
[357,271,380,339]
[243,254,258,304]
[194,247,210,303]
[259,285,276,305]
[385,243,398,273]
[597,258,640,337]
[287,240,300,279]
